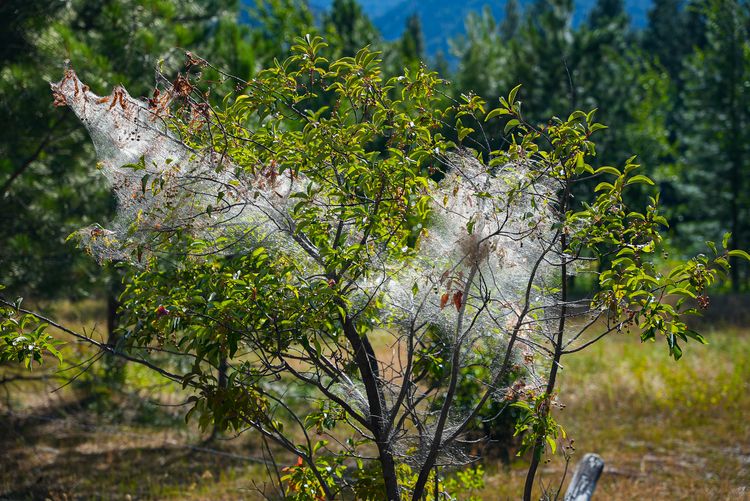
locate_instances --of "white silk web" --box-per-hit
[53,69,561,467]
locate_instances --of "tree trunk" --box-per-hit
[107,291,119,344]
[209,356,229,441]
[103,271,126,385]
[377,441,401,501]
[342,316,400,500]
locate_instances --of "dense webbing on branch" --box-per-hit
[52,68,560,470]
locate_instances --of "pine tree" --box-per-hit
[248,0,315,64]
[676,0,750,290]
[684,0,709,49]
[515,0,577,121]
[643,0,690,79]
[453,6,506,100]
[572,0,670,171]
[500,0,521,41]
[0,0,251,302]
[588,0,627,28]
[324,0,380,57]
[432,50,450,77]
[400,13,425,65]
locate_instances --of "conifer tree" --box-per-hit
[323,0,380,57]
[588,0,627,28]
[500,0,521,41]
[643,0,691,79]
[676,0,750,290]
[400,13,425,65]
[0,0,252,308]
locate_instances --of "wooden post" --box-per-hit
[564,453,604,501]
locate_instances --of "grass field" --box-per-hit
[1,302,748,500]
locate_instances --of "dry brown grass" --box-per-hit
[475,326,750,500]
[1,302,749,499]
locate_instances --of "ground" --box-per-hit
[1,302,749,500]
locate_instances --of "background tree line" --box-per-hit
[1,0,749,309]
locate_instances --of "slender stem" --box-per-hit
[442,231,561,446]
[0,299,185,384]
[412,264,479,500]
[523,184,570,501]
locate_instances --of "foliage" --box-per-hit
[399,14,425,68]
[673,0,750,291]
[0,0,253,301]
[3,0,750,498]
[323,0,380,57]
[0,290,62,369]
[3,31,745,500]
[246,0,316,65]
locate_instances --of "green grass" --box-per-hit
[477,327,750,500]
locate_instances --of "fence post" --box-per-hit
[564,453,604,501]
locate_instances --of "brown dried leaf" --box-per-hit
[452,290,463,311]
[440,292,449,310]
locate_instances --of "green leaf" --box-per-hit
[594,166,620,176]
[458,124,474,142]
[485,108,508,121]
[721,232,732,249]
[504,119,520,135]
[723,232,732,249]
[123,155,146,171]
[508,84,522,105]
[667,333,683,360]
[545,435,557,454]
[669,288,696,299]
[728,249,750,262]
[626,175,655,186]
[685,330,708,344]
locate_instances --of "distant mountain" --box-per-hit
[373,0,653,57]
[374,0,505,57]
[293,1,653,57]
[308,0,404,19]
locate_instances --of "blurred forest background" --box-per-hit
[4,0,750,308]
[1,0,749,499]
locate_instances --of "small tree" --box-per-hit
[1,37,742,500]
